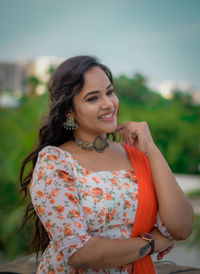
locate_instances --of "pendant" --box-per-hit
[75,136,109,152]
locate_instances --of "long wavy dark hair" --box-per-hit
[19,55,114,259]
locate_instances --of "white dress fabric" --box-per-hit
[30,145,170,274]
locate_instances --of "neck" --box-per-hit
[73,131,109,153]
[73,131,107,142]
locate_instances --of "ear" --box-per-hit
[65,109,74,117]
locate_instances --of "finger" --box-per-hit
[116,124,127,130]
[117,129,125,135]
[122,133,128,144]
[128,132,133,145]
[157,245,173,260]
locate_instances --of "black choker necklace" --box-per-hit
[75,136,109,153]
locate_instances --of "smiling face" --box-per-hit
[69,66,119,141]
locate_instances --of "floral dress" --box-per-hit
[30,145,170,274]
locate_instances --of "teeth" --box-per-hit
[99,113,113,119]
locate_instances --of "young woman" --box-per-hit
[20,56,193,274]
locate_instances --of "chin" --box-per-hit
[104,124,118,134]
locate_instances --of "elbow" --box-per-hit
[68,253,87,269]
[68,250,102,269]
[68,237,104,269]
[174,206,194,241]
[174,226,192,241]
[173,217,194,241]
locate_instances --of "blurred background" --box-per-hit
[0,0,200,268]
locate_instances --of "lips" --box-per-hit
[98,112,114,119]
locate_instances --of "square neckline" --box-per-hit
[47,144,135,174]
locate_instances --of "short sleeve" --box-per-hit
[155,211,173,239]
[30,146,92,264]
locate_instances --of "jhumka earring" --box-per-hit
[63,116,78,130]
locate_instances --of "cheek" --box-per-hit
[114,95,119,109]
[74,105,97,122]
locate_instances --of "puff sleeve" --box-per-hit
[30,146,91,273]
[156,211,173,239]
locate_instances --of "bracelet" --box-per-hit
[139,233,155,255]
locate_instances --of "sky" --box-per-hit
[0,0,200,90]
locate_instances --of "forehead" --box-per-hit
[82,66,111,91]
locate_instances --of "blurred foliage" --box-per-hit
[0,73,200,262]
[187,189,200,199]
[188,214,200,248]
[115,74,200,174]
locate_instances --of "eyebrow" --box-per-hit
[83,83,113,100]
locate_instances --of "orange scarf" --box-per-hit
[121,143,158,274]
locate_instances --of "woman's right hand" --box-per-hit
[150,227,174,256]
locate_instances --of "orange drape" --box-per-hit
[121,143,158,274]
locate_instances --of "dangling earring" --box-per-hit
[63,116,78,130]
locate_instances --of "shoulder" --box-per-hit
[36,145,75,175]
[38,145,62,158]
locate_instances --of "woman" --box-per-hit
[20,56,193,274]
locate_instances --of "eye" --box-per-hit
[87,96,98,102]
[107,89,115,96]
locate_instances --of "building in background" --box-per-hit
[0,62,27,95]
[0,56,200,106]
[0,56,62,99]
[26,56,62,95]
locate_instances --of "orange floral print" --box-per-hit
[48,154,58,161]
[56,264,63,272]
[83,191,89,196]
[54,240,60,249]
[92,176,100,183]
[55,205,65,213]
[93,197,100,203]
[45,220,50,231]
[66,185,75,192]
[106,212,113,222]
[110,178,118,186]
[47,270,55,274]
[124,200,131,209]
[45,178,52,185]
[65,193,78,205]
[124,170,136,181]
[100,208,105,216]
[120,228,127,237]
[79,177,87,184]
[49,199,55,204]
[56,251,64,262]
[30,145,165,274]
[69,209,80,218]
[38,171,43,180]
[83,206,92,214]
[36,191,44,198]
[103,193,112,200]
[36,205,45,216]
[131,192,138,201]
[47,164,54,170]
[111,171,119,177]
[123,182,130,189]
[74,221,82,228]
[82,169,90,176]
[64,227,72,236]
[57,170,73,183]
[51,189,58,197]
[39,152,46,159]
[92,187,103,197]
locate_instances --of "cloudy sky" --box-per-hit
[0,0,199,89]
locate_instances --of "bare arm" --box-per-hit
[117,121,194,240]
[146,145,193,240]
[69,230,173,269]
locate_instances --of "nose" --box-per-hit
[101,95,113,109]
